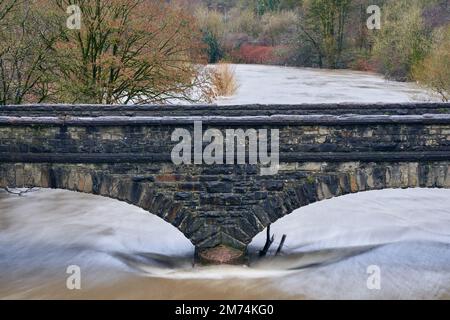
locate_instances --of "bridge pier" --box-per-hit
[196,245,247,265]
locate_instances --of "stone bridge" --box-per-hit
[1,103,450,264]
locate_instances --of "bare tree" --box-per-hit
[299,0,352,68]
[0,0,213,105]
[0,0,19,22]
[0,0,58,104]
[51,0,210,104]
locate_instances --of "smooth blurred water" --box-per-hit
[0,188,449,300]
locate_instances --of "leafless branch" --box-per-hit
[2,186,39,196]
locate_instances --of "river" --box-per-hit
[215,64,440,105]
[0,65,448,300]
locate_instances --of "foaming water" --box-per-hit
[215,64,439,104]
[0,188,449,299]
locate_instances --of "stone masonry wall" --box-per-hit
[1,104,450,261]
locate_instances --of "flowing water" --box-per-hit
[1,188,449,300]
[216,64,440,105]
[1,65,449,300]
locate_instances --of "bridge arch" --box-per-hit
[0,163,196,245]
[250,161,450,244]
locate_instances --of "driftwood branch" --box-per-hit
[2,186,38,196]
[275,234,287,256]
[259,224,275,257]
[259,225,288,258]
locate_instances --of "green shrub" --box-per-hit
[413,25,450,101]
[372,0,430,81]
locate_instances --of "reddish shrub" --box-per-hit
[231,44,276,64]
[350,57,377,72]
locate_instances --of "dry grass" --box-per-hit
[210,62,239,98]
